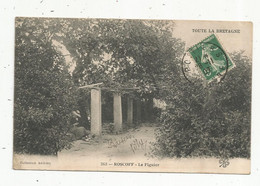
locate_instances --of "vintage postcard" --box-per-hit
[13,18,252,174]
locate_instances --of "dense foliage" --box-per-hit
[14,18,251,158]
[153,51,251,158]
[14,18,182,154]
[14,18,77,155]
[59,19,184,127]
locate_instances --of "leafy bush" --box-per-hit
[153,110,250,158]
[153,51,251,158]
[14,18,77,155]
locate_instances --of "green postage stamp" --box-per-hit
[188,34,234,81]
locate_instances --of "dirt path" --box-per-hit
[59,125,157,159]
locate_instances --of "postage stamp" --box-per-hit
[188,34,235,81]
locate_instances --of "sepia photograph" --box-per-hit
[13,18,252,174]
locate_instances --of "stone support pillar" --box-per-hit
[127,97,133,126]
[136,99,142,124]
[113,93,123,132]
[91,88,102,135]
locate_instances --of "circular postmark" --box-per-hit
[181,51,202,84]
[182,41,230,85]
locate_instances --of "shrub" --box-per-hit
[14,18,77,155]
[153,51,251,159]
[153,110,250,158]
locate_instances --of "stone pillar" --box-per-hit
[113,93,122,132]
[136,99,142,124]
[127,97,133,126]
[91,88,102,135]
